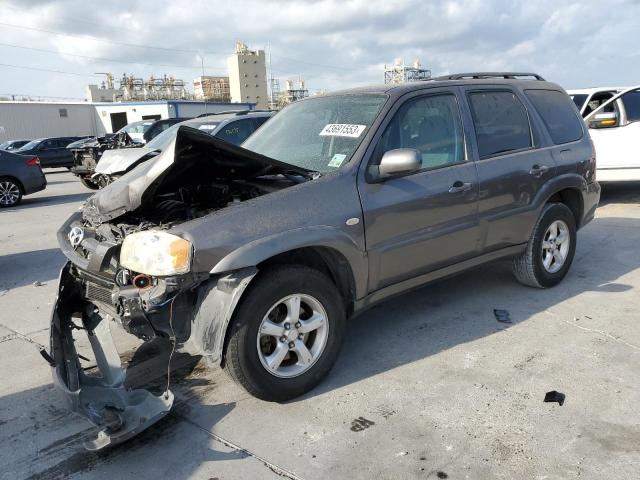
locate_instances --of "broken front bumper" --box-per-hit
[49,263,173,450]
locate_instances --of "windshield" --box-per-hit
[17,139,42,151]
[242,94,388,172]
[570,94,589,112]
[145,120,221,151]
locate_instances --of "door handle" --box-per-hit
[529,165,550,177]
[448,181,473,194]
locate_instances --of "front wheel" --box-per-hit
[79,176,100,190]
[512,203,577,288]
[224,265,346,402]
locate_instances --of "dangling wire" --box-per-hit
[164,294,178,400]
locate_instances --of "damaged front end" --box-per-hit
[50,263,175,450]
[47,127,311,449]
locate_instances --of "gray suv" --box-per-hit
[48,72,600,448]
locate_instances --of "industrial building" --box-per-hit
[193,76,231,102]
[85,73,192,102]
[0,99,255,142]
[270,78,309,109]
[384,58,431,84]
[0,102,100,141]
[84,41,272,109]
[227,41,269,109]
[0,40,310,143]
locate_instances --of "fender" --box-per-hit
[184,267,257,362]
[533,173,588,208]
[209,225,369,299]
[514,173,589,242]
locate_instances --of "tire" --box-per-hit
[0,177,22,207]
[512,202,577,288]
[224,265,346,402]
[80,176,100,190]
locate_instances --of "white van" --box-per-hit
[568,86,640,182]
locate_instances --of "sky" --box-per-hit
[0,0,639,100]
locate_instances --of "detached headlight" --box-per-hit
[120,231,192,276]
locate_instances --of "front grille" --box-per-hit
[85,281,114,305]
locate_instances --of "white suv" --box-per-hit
[569,85,640,182]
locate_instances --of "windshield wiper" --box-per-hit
[283,170,320,183]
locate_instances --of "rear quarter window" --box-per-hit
[525,89,583,144]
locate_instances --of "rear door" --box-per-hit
[462,87,556,252]
[359,88,480,291]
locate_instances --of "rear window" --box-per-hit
[622,90,640,122]
[525,90,583,145]
[468,91,532,158]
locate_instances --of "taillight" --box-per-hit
[26,156,40,166]
[587,138,596,182]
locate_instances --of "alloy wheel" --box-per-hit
[0,181,20,206]
[541,219,570,273]
[257,294,329,378]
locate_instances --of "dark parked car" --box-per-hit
[0,139,30,151]
[143,117,191,142]
[49,73,599,448]
[0,149,46,207]
[16,137,89,168]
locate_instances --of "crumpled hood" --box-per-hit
[82,125,311,224]
[94,147,156,175]
[67,137,98,149]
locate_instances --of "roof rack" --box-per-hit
[431,72,545,81]
[196,109,273,118]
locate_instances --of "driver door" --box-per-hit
[358,89,480,292]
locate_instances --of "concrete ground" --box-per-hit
[1,170,639,480]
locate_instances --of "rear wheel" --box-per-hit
[512,203,576,288]
[224,265,346,402]
[0,177,22,207]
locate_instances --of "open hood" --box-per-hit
[83,126,312,224]
[94,147,156,175]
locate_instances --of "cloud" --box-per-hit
[0,0,639,99]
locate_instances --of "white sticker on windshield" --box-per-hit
[328,153,346,168]
[198,124,217,130]
[319,124,366,138]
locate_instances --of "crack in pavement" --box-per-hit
[560,319,640,353]
[544,311,640,353]
[0,322,46,349]
[173,412,306,480]
[0,333,18,343]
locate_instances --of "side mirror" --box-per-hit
[375,148,421,179]
[589,112,619,129]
